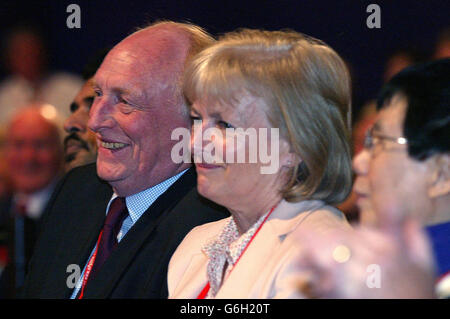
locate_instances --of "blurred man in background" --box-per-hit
[63,49,109,172]
[0,106,63,298]
[0,26,82,128]
[338,47,424,223]
[434,28,450,60]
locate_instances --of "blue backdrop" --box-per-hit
[1,0,449,116]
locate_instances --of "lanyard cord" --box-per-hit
[77,230,104,299]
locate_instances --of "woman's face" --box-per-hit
[189,93,292,211]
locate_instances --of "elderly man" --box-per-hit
[0,106,63,298]
[295,58,450,299]
[63,49,109,172]
[21,21,228,299]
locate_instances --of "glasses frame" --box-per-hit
[363,127,408,150]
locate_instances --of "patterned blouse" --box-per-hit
[201,212,270,298]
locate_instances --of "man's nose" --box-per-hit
[88,97,114,133]
[64,112,83,133]
[353,149,370,176]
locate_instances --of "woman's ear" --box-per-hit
[279,139,301,168]
[427,154,450,199]
[285,152,302,168]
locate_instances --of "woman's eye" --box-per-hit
[94,89,102,97]
[190,115,201,122]
[218,121,233,129]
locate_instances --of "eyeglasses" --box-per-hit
[363,127,408,150]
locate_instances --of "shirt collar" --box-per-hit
[203,212,269,264]
[108,169,189,224]
[201,211,270,297]
[13,178,58,219]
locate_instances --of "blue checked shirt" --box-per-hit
[70,169,188,298]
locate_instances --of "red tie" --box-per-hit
[88,197,128,280]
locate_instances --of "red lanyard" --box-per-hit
[197,205,277,299]
[77,230,104,299]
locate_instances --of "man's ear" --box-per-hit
[428,154,450,199]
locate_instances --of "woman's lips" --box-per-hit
[196,163,222,170]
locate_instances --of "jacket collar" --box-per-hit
[265,199,328,240]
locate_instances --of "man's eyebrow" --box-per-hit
[91,79,99,88]
[92,79,132,95]
[91,79,143,101]
[111,87,132,96]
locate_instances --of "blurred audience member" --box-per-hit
[296,59,450,299]
[0,127,12,199]
[63,49,109,172]
[337,103,377,223]
[338,48,423,222]
[0,26,82,128]
[383,48,424,83]
[0,106,63,298]
[433,28,450,59]
[0,128,11,278]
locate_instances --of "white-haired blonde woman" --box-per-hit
[168,29,353,298]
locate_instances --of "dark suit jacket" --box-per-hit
[21,163,228,298]
[0,195,43,298]
[0,197,12,298]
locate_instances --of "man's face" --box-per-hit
[63,78,98,171]
[88,28,191,196]
[353,95,433,227]
[6,112,62,194]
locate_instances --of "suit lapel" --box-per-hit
[50,179,112,297]
[172,253,209,298]
[83,169,197,298]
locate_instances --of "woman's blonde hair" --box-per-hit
[184,29,352,205]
